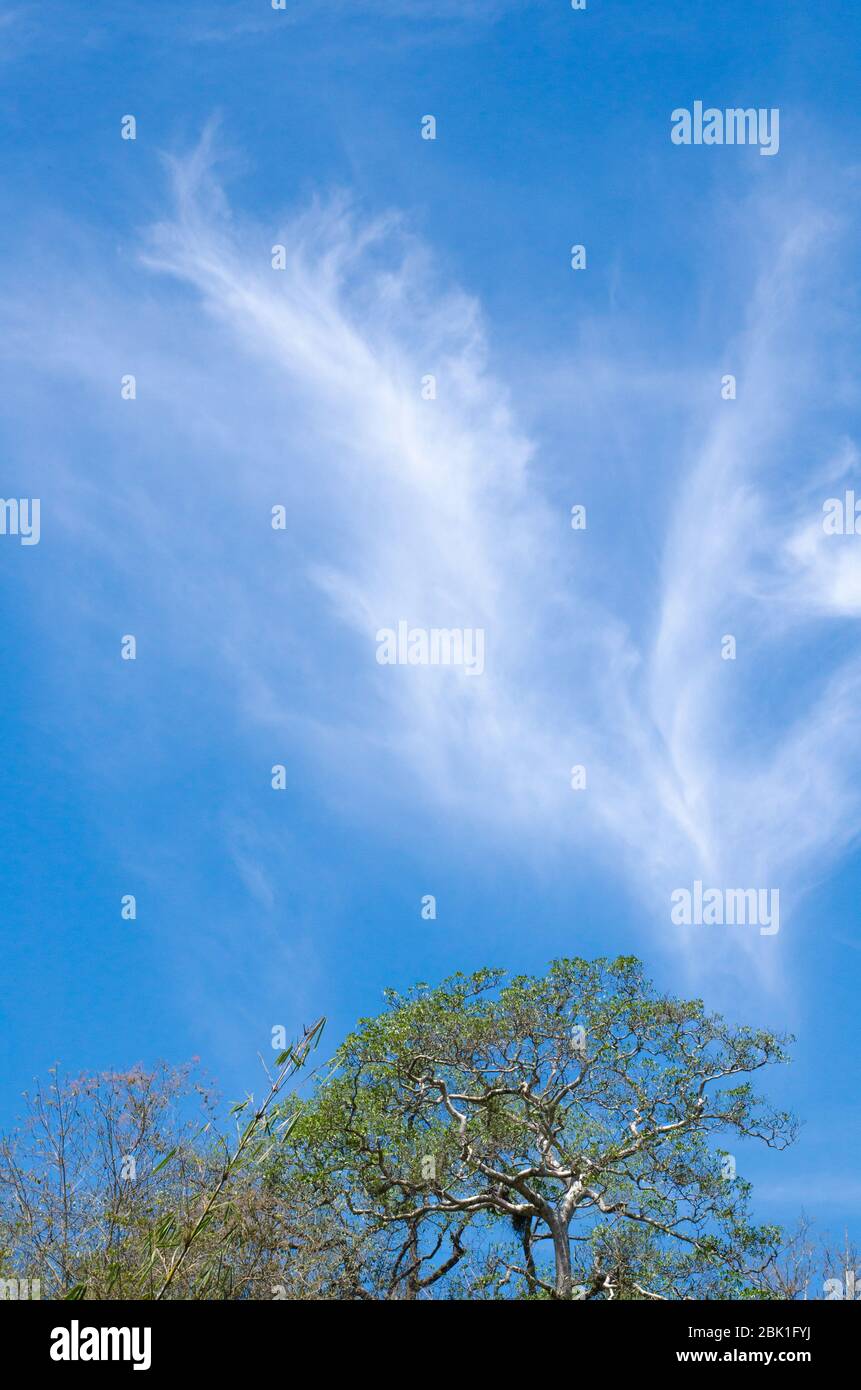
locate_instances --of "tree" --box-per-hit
[287,957,797,1299]
[760,1214,818,1300]
[0,959,809,1300]
[0,1021,328,1300]
[0,1060,219,1299]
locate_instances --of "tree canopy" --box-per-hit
[0,958,801,1300]
[285,956,796,1299]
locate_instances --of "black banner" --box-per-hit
[6,1297,857,1375]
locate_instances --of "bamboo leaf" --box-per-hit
[150,1147,178,1176]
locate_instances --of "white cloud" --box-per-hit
[5,135,861,985]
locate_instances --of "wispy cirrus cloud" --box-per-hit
[4,131,861,981]
[642,203,861,899]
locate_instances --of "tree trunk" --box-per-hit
[404,1223,419,1300]
[551,1220,573,1299]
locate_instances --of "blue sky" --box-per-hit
[2,0,861,1241]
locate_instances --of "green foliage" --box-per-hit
[282,957,796,1298]
[0,959,800,1299]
